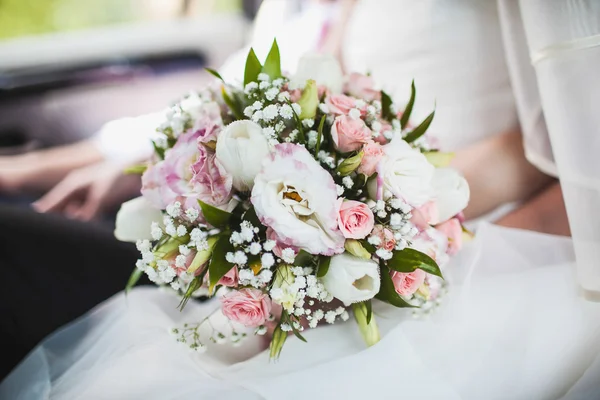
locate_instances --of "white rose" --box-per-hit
[432,168,470,222]
[216,120,270,191]
[114,196,163,243]
[368,139,435,206]
[290,53,343,93]
[321,253,380,306]
[251,143,345,255]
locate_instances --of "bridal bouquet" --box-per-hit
[116,40,470,358]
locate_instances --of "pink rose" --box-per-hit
[345,72,380,102]
[326,94,357,115]
[436,218,463,255]
[410,201,439,231]
[221,288,272,327]
[218,266,239,288]
[337,200,375,239]
[358,141,384,176]
[391,269,426,297]
[331,115,372,153]
[371,225,396,251]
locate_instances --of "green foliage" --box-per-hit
[404,109,435,143]
[208,236,235,292]
[205,68,224,82]
[152,141,165,160]
[269,324,288,360]
[198,200,233,229]
[400,80,416,130]
[381,90,394,121]
[316,255,331,278]
[316,115,326,154]
[262,39,282,80]
[244,48,262,86]
[123,163,147,175]
[375,264,417,308]
[125,268,143,293]
[387,248,443,278]
[178,276,202,311]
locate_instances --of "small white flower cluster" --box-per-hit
[367,196,419,260]
[172,320,249,352]
[226,221,282,288]
[268,265,348,330]
[135,239,179,285]
[317,150,336,169]
[243,75,305,146]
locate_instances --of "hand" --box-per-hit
[33,162,142,221]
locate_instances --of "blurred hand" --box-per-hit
[33,162,141,221]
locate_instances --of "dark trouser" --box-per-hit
[0,205,145,381]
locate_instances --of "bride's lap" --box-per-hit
[3,224,600,399]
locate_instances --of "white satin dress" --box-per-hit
[3,1,600,399]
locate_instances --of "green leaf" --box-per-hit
[244,48,262,86]
[123,163,147,175]
[243,206,261,228]
[375,264,417,308]
[365,299,373,324]
[293,250,313,267]
[198,200,233,228]
[269,324,288,360]
[359,239,377,254]
[400,80,416,130]
[404,109,435,143]
[315,115,326,154]
[208,236,235,292]
[282,311,307,343]
[221,86,244,120]
[381,90,394,121]
[262,39,282,80]
[178,276,202,311]
[291,326,307,343]
[205,67,224,82]
[388,248,442,278]
[152,141,165,160]
[125,268,143,293]
[288,100,306,143]
[316,255,331,278]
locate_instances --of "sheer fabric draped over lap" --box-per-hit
[3,224,600,400]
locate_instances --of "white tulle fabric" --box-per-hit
[2,224,600,400]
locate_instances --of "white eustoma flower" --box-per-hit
[290,53,343,93]
[114,196,163,243]
[368,139,435,206]
[251,143,345,255]
[321,253,380,306]
[431,168,470,223]
[216,120,270,191]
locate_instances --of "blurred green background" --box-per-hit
[0,0,241,40]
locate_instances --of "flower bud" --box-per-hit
[337,151,364,176]
[344,239,371,260]
[298,79,319,120]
